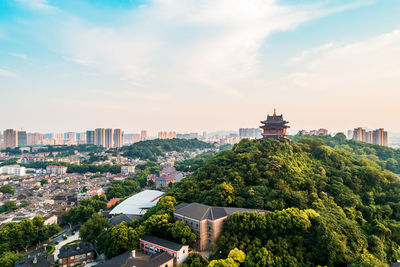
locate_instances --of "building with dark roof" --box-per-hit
[140,235,189,265]
[174,203,267,251]
[98,250,174,267]
[58,241,95,267]
[109,214,140,227]
[259,109,290,141]
[15,248,54,267]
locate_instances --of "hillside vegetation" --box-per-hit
[294,133,400,174]
[122,138,214,160]
[170,137,400,266]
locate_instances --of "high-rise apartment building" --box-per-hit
[52,133,64,145]
[114,129,123,148]
[140,130,147,141]
[373,128,388,146]
[77,132,87,145]
[18,131,27,147]
[365,131,373,144]
[105,128,113,148]
[86,130,96,145]
[239,128,262,139]
[158,131,176,139]
[347,130,354,139]
[318,128,328,135]
[352,127,388,146]
[64,132,77,145]
[132,134,141,143]
[168,131,176,139]
[4,129,18,149]
[95,128,105,147]
[353,127,366,142]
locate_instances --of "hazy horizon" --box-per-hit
[1,0,400,134]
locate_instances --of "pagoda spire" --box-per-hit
[273,108,276,116]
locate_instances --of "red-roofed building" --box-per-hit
[107,198,122,209]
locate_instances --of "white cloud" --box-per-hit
[9,52,28,60]
[0,69,17,77]
[288,29,400,92]
[13,0,58,11]
[56,0,363,98]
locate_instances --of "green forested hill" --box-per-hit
[293,133,400,174]
[121,138,214,160]
[170,137,400,266]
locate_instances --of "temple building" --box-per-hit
[260,109,290,141]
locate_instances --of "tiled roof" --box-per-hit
[106,198,122,208]
[58,241,95,258]
[109,214,140,227]
[140,235,185,251]
[174,203,268,221]
[98,251,173,267]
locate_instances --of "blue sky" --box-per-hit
[1,0,400,135]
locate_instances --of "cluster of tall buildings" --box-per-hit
[348,127,388,146]
[86,129,147,148]
[0,128,148,149]
[239,128,262,139]
[158,131,177,139]
[298,128,328,136]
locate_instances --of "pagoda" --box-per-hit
[260,109,290,141]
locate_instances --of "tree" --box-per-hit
[0,185,15,194]
[181,253,208,267]
[1,201,18,213]
[208,248,245,267]
[40,179,48,185]
[0,252,23,267]
[98,222,139,258]
[80,213,109,245]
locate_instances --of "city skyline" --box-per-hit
[1,1,400,133]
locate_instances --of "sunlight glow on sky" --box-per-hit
[1,0,400,134]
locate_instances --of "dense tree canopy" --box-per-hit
[170,138,400,266]
[0,184,15,194]
[62,195,108,225]
[175,151,217,172]
[0,216,61,255]
[122,138,214,160]
[22,161,121,174]
[106,179,141,199]
[294,134,400,174]
[97,196,196,258]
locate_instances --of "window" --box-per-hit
[183,250,185,253]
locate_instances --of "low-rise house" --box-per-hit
[140,235,189,265]
[15,247,54,267]
[58,241,95,267]
[98,250,174,267]
[46,165,67,175]
[121,165,135,174]
[174,203,267,251]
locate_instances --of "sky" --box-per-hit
[1,0,400,135]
